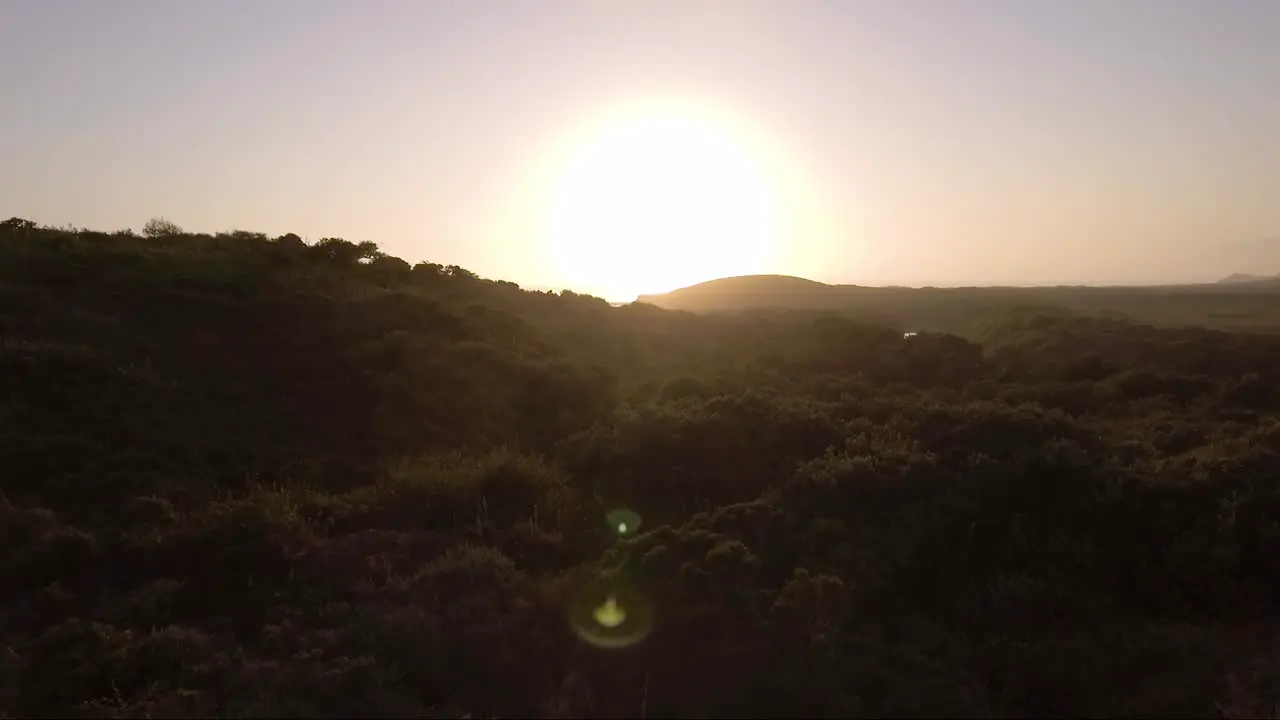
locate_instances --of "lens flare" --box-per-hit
[593,596,627,628]
[568,579,654,649]
[606,508,642,537]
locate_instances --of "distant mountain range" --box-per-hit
[1218,272,1280,284]
[625,237,1280,331]
[631,272,1280,332]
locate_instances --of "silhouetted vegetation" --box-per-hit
[3,217,1280,718]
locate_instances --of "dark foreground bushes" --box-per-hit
[3,218,1280,717]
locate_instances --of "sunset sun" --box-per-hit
[543,102,782,301]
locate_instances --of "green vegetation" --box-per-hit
[3,216,1280,718]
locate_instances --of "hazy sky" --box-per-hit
[3,0,1278,299]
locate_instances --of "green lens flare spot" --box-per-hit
[606,508,642,536]
[568,581,654,650]
[593,596,627,628]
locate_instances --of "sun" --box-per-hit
[543,102,782,301]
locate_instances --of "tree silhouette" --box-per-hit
[1,217,37,233]
[141,216,183,238]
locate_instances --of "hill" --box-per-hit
[1219,272,1271,283]
[3,216,1280,717]
[1218,271,1280,286]
[643,272,832,296]
[636,274,839,309]
[637,273,1280,336]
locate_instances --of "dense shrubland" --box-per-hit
[3,216,1280,718]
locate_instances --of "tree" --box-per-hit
[356,240,382,262]
[368,255,411,280]
[311,237,382,265]
[142,217,183,238]
[1,217,37,233]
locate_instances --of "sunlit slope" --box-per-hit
[635,274,840,310]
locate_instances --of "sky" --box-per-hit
[2,0,1278,300]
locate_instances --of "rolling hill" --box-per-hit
[635,273,1280,336]
[636,274,840,309]
[1219,272,1280,285]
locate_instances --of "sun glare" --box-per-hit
[543,102,783,301]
